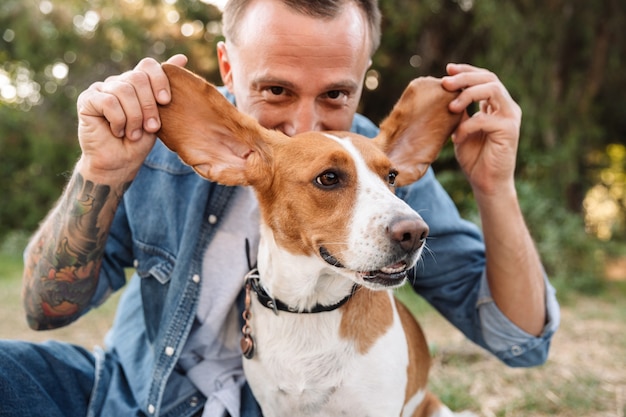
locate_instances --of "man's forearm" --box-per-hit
[22,170,130,330]
[477,187,546,337]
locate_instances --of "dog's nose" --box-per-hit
[388,217,429,253]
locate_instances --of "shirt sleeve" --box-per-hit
[476,269,560,366]
[399,168,560,367]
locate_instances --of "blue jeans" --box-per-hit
[0,340,262,417]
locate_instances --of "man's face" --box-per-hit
[218,0,372,136]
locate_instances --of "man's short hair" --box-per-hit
[222,0,381,55]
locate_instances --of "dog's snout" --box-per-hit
[388,217,428,252]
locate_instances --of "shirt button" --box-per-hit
[192,274,201,284]
[511,345,523,356]
[147,404,155,414]
[133,259,139,268]
[164,346,174,356]
[189,396,199,407]
[208,214,218,224]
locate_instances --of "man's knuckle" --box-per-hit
[124,71,150,89]
[141,100,157,111]
[87,81,104,91]
[76,90,90,106]
[136,57,158,69]
[126,112,144,125]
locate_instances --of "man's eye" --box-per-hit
[325,90,345,100]
[269,86,284,96]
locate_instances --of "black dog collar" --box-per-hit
[244,268,358,315]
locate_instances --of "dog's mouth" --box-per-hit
[357,261,409,287]
[320,246,410,288]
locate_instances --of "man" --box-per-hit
[1,0,559,416]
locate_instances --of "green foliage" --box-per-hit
[0,105,77,236]
[516,180,607,297]
[368,0,626,295]
[0,0,223,235]
[368,0,626,214]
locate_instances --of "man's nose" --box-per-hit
[283,101,321,136]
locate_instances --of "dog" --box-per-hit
[157,63,471,417]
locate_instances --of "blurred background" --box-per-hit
[2,0,625,295]
[1,1,625,415]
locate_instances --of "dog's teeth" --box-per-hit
[380,262,406,274]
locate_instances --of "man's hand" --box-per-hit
[76,54,188,183]
[442,63,522,198]
[442,63,547,337]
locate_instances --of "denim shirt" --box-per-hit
[85,93,559,416]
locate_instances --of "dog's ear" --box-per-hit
[157,63,281,186]
[374,77,462,187]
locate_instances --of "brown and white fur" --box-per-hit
[157,64,472,417]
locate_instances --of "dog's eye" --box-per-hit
[387,170,398,186]
[315,171,340,188]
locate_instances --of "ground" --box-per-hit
[1,255,624,416]
[418,294,626,416]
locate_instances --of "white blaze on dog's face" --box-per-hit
[250,130,428,290]
[327,133,428,287]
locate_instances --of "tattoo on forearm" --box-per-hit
[23,173,131,329]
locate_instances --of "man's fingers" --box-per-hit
[79,55,190,143]
[443,64,496,88]
[452,112,491,144]
[165,54,188,67]
[134,57,172,105]
[78,87,127,139]
[445,62,486,75]
[449,82,502,114]
[133,54,188,106]
[98,77,151,140]
[444,75,520,123]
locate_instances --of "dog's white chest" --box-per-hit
[243,292,409,417]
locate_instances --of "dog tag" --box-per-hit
[241,335,255,359]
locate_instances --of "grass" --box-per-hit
[512,374,611,415]
[1,249,626,416]
[395,282,626,417]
